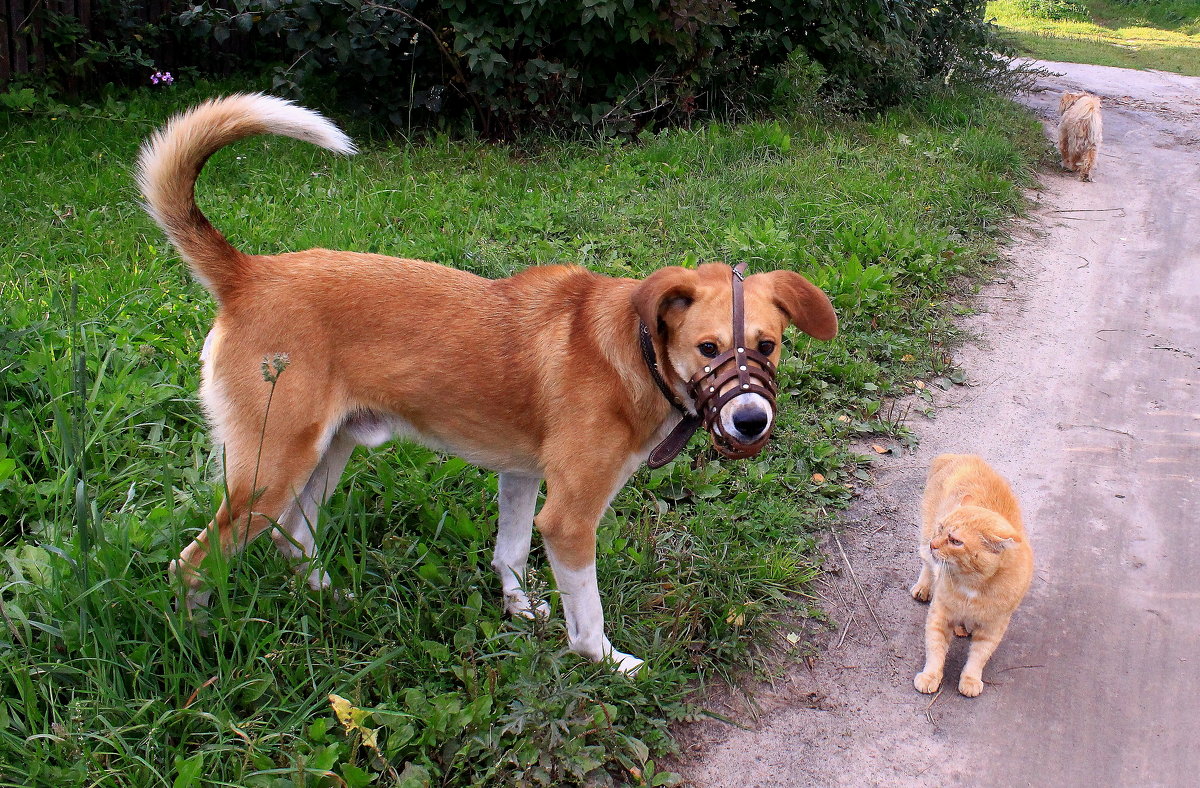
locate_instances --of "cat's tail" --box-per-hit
[136,93,356,305]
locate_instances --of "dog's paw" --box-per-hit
[914,671,942,694]
[609,650,645,676]
[175,588,211,614]
[958,673,984,697]
[521,600,551,620]
[302,566,332,592]
[910,581,932,603]
[503,591,549,620]
[168,560,211,612]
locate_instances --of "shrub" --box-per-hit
[176,0,742,137]
[2,0,182,96]
[763,49,828,116]
[6,1,1010,134]
[1016,0,1091,22]
[172,0,1008,135]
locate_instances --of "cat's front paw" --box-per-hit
[914,671,942,694]
[954,624,970,638]
[958,673,984,697]
[910,581,932,603]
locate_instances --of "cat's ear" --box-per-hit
[981,535,1017,553]
[959,494,976,508]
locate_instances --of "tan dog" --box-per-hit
[1057,91,1103,182]
[138,94,838,672]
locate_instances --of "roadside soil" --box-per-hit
[678,61,1200,787]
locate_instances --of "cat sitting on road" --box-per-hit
[911,454,1034,697]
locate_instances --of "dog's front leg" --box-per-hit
[493,473,548,619]
[536,468,643,675]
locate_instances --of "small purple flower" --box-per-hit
[150,71,174,86]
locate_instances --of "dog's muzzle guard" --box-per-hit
[641,263,779,468]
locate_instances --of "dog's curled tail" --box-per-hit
[136,93,356,303]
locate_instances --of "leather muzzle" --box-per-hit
[641,262,780,467]
[688,263,779,459]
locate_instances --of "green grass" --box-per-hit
[989,0,1200,75]
[0,83,1041,786]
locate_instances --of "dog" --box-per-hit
[1057,91,1103,182]
[138,94,838,673]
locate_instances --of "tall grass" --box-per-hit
[0,83,1041,786]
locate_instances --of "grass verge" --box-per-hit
[0,83,1041,786]
[988,0,1200,75]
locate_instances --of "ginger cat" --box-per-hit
[911,454,1034,697]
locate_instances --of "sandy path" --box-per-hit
[679,61,1200,787]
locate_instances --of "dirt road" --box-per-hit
[680,61,1200,787]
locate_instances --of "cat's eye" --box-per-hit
[757,340,776,355]
[947,536,963,546]
[697,342,719,358]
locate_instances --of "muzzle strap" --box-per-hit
[639,321,702,469]
[647,414,702,468]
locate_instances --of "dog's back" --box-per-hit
[1057,92,1103,182]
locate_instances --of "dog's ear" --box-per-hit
[632,267,697,333]
[1059,92,1081,114]
[756,270,838,340]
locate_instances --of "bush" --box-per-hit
[1016,0,1091,21]
[2,0,185,97]
[176,0,742,137]
[172,0,1007,135]
[6,1,1010,134]
[763,50,828,116]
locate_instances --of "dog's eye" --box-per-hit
[757,340,776,355]
[697,342,719,358]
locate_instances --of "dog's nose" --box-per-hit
[733,409,769,439]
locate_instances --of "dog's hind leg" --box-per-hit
[171,394,334,610]
[1080,148,1097,182]
[272,428,357,591]
[492,473,547,618]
